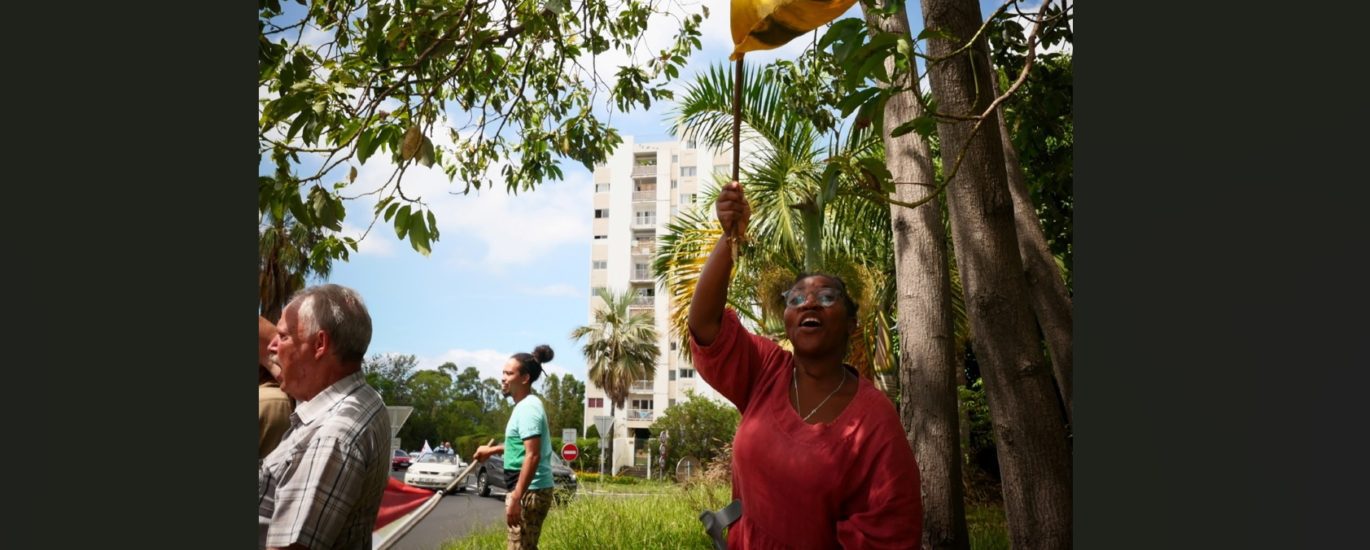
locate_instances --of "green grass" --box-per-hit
[967,503,1010,550]
[442,482,1010,550]
[442,483,731,550]
[579,478,684,495]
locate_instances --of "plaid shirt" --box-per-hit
[258,371,391,549]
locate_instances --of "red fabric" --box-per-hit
[374,477,435,531]
[691,309,923,549]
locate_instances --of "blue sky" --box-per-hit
[264,0,1034,384]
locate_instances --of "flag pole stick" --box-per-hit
[730,56,744,263]
[375,439,495,550]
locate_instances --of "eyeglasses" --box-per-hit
[781,288,843,308]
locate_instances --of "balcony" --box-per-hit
[631,164,657,177]
[626,409,654,421]
[631,243,657,256]
[629,298,655,310]
[632,190,657,202]
[630,380,653,392]
[631,269,653,282]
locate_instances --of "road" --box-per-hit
[386,469,507,550]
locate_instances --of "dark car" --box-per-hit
[392,449,412,471]
[474,452,578,503]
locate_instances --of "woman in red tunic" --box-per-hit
[688,180,923,549]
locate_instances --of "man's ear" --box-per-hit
[312,330,330,360]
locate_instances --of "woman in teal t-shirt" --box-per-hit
[474,345,556,549]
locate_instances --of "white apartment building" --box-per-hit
[581,135,733,474]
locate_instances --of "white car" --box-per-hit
[404,453,468,493]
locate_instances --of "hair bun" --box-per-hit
[532,344,554,364]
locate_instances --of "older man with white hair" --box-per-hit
[258,284,390,550]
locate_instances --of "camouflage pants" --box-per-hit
[506,487,554,549]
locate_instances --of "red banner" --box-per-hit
[375,477,435,531]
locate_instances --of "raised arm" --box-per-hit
[688,181,750,346]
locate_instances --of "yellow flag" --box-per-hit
[731,0,858,60]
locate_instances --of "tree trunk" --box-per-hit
[863,3,968,548]
[920,0,1072,547]
[994,90,1073,424]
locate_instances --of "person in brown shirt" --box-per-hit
[259,315,293,459]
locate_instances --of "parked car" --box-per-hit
[474,452,577,503]
[405,453,468,493]
[392,449,411,471]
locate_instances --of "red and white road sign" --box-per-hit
[562,443,579,461]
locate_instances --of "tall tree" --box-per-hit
[570,288,660,473]
[661,62,898,384]
[362,352,418,405]
[920,0,1072,546]
[258,0,707,259]
[988,12,1074,420]
[650,390,740,475]
[859,0,968,546]
[258,211,333,322]
[539,373,588,438]
[556,374,586,438]
[540,374,564,435]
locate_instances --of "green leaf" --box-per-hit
[384,202,400,222]
[409,213,431,256]
[395,205,412,239]
[286,111,311,142]
[819,18,864,51]
[859,158,895,193]
[426,210,438,238]
[836,88,879,118]
[891,116,938,138]
[357,128,376,164]
[349,166,358,183]
[916,27,957,43]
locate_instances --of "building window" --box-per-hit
[672,154,679,164]
[686,139,696,149]
[635,211,656,225]
[679,368,695,378]
[680,193,696,205]
[670,340,678,351]
[634,262,650,280]
[671,179,678,189]
[669,398,676,408]
[595,183,610,193]
[593,234,607,240]
[680,166,696,177]
[669,369,677,381]
[594,208,609,218]
[592,260,607,270]
[591,286,606,296]
[588,397,604,408]
[631,399,654,410]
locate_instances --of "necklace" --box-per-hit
[792,365,848,423]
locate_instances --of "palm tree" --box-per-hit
[569,289,661,475]
[659,62,899,384]
[258,211,332,322]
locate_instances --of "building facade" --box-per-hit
[581,135,732,474]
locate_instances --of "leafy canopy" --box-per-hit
[259,0,706,258]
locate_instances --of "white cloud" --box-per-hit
[337,221,397,257]
[419,348,571,382]
[333,113,593,271]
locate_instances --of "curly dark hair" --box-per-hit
[511,344,555,385]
